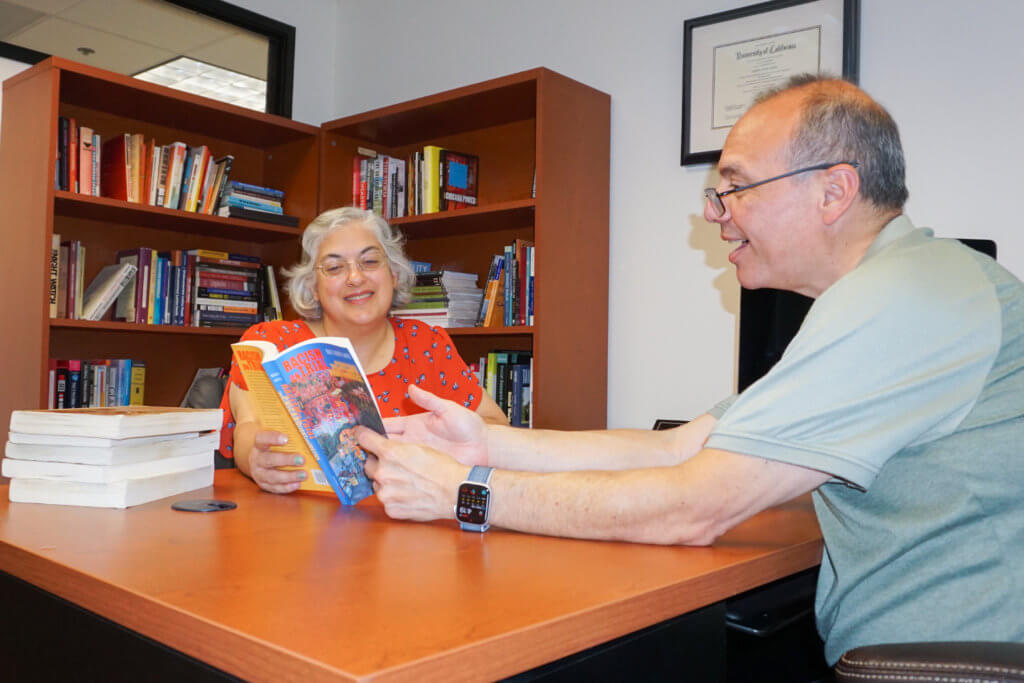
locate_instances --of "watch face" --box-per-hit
[456,482,489,525]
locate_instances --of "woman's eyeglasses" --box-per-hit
[316,249,387,278]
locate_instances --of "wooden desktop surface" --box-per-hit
[0,470,822,682]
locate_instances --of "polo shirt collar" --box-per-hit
[860,214,930,264]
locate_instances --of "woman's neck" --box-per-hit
[311,316,394,373]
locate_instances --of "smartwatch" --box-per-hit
[455,466,494,532]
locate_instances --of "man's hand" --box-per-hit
[357,425,467,522]
[383,385,489,466]
[249,430,307,494]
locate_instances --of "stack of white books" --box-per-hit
[3,406,222,509]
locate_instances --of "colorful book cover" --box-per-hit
[231,337,384,504]
[440,149,479,209]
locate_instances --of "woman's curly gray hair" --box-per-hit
[283,207,415,320]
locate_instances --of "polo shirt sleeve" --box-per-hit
[706,246,1000,489]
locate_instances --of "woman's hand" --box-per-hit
[248,430,308,494]
[382,385,489,466]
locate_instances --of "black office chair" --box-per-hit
[835,642,1024,682]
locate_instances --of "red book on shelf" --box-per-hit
[100,134,131,201]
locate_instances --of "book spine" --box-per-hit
[48,234,59,318]
[228,180,284,199]
[129,361,146,405]
[91,133,100,195]
[68,119,78,194]
[211,155,234,213]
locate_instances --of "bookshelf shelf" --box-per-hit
[392,199,535,239]
[50,319,245,337]
[54,192,302,242]
[446,326,534,337]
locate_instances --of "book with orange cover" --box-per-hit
[231,337,385,503]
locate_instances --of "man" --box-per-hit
[356,76,1024,664]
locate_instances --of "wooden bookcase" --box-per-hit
[320,68,609,430]
[0,60,608,436]
[0,57,318,430]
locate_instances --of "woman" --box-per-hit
[220,206,507,494]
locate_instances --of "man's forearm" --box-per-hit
[485,414,717,473]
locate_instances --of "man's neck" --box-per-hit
[798,209,900,299]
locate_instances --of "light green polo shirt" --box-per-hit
[706,215,1024,664]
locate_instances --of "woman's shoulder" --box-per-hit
[389,317,454,346]
[239,319,315,348]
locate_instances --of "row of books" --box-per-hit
[47,358,145,410]
[56,117,234,213]
[392,270,483,328]
[477,239,534,327]
[48,241,283,328]
[55,117,297,227]
[352,145,479,218]
[472,350,532,428]
[4,407,221,509]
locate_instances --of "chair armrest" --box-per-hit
[835,641,1024,682]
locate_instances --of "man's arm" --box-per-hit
[360,426,830,545]
[483,414,719,471]
[484,448,828,544]
[386,385,717,471]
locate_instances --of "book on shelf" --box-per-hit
[49,234,59,318]
[231,336,385,504]
[478,350,532,426]
[47,358,136,409]
[80,262,138,321]
[78,126,95,196]
[440,149,479,210]
[100,133,131,201]
[422,145,443,213]
[216,205,300,226]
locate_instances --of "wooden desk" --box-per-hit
[0,470,822,681]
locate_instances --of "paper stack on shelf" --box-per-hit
[392,270,482,328]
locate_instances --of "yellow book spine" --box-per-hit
[231,342,332,492]
[423,145,442,214]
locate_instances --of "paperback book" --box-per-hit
[231,337,384,504]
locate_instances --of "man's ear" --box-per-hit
[821,163,860,225]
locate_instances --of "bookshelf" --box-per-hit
[320,68,609,430]
[0,60,608,438]
[0,57,318,428]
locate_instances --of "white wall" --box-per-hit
[323,0,1024,428]
[231,0,340,126]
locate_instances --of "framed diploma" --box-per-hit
[681,0,859,165]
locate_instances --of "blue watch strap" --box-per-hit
[458,466,494,532]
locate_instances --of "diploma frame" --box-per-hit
[681,0,859,166]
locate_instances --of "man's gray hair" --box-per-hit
[283,206,415,320]
[755,74,909,212]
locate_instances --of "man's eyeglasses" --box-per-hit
[704,161,859,217]
[316,249,387,278]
